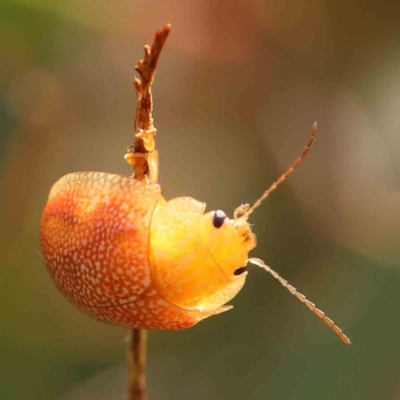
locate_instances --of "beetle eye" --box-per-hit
[234,266,247,276]
[213,210,226,228]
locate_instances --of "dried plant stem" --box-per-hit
[127,329,148,400]
[125,24,171,182]
[133,24,171,137]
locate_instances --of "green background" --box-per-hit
[1,1,400,399]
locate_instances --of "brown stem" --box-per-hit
[126,24,171,181]
[134,24,171,136]
[127,329,148,400]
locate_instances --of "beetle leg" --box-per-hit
[147,150,159,184]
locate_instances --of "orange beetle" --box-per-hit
[40,171,251,330]
[40,26,350,344]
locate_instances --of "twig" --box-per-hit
[125,24,171,181]
[134,24,171,135]
[127,329,148,400]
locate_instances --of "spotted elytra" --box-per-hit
[40,25,350,345]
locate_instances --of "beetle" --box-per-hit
[39,25,350,345]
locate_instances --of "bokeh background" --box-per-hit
[2,0,400,399]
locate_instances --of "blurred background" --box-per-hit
[1,0,400,399]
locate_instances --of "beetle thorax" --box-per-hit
[149,197,256,312]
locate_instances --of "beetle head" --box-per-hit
[199,210,256,279]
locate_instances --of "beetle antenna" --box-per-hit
[234,122,317,220]
[248,257,351,345]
